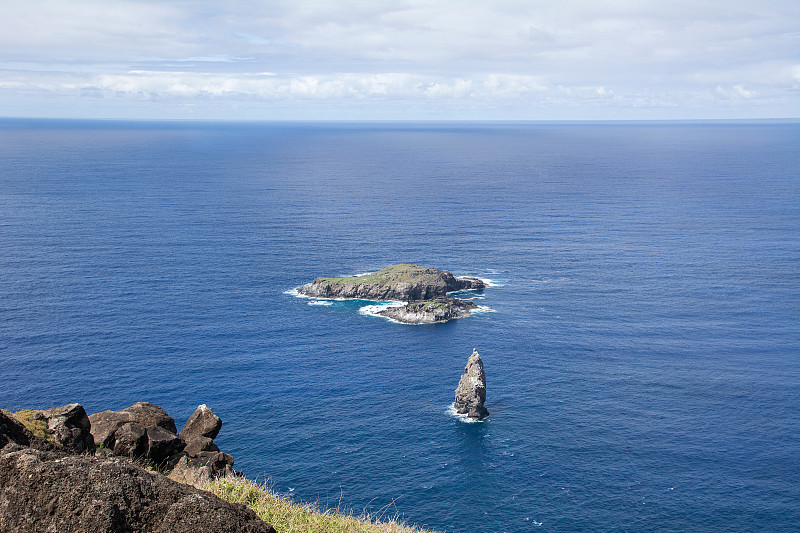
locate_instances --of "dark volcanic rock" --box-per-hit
[89,402,177,450]
[113,422,148,458]
[180,404,222,441]
[298,263,486,302]
[378,296,479,324]
[90,402,181,463]
[454,349,490,420]
[88,402,234,486]
[123,402,178,433]
[42,404,91,433]
[179,404,224,469]
[146,425,186,464]
[41,403,95,454]
[89,409,136,448]
[0,412,30,450]
[184,436,220,456]
[171,451,235,487]
[0,445,274,533]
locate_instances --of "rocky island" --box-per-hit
[377,296,479,324]
[298,264,487,324]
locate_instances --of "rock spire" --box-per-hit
[454,348,489,420]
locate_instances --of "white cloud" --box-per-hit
[2,70,549,102]
[715,85,757,100]
[0,1,190,60]
[0,0,798,119]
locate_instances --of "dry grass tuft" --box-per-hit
[207,477,439,533]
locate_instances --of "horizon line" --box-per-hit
[2,116,799,125]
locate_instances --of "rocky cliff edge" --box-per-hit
[0,404,275,533]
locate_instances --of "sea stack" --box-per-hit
[454,349,489,420]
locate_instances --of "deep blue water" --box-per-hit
[1,119,798,532]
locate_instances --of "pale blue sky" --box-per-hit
[1,0,798,120]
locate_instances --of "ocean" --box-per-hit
[1,119,798,532]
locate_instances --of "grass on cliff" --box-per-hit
[319,264,443,287]
[1,408,55,444]
[207,477,438,533]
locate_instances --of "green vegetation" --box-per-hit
[320,264,442,287]
[1,408,57,444]
[207,477,438,533]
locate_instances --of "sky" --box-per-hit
[1,0,798,120]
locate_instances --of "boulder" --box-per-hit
[454,349,490,420]
[146,425,185,464]
[87,402,234,484]
[0,445,275,532]
[41,403,95,454]
[196,450,234,470]
[90,402,180,462]
[123,402,178,433]
[112,422,148,458]
[171,451,235,487]
[179,404,224,464]
[184,436,219,456]
[41,404,91,433]
[180,404,222,441]
[89,409,137,448]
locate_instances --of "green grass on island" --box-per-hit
[318,264,445,287]
[207,477,439,533]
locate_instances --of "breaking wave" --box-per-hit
[446,404,486,423]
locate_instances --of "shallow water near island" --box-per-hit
[1,119,799,532]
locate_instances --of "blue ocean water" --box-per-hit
[1,119,798,532]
